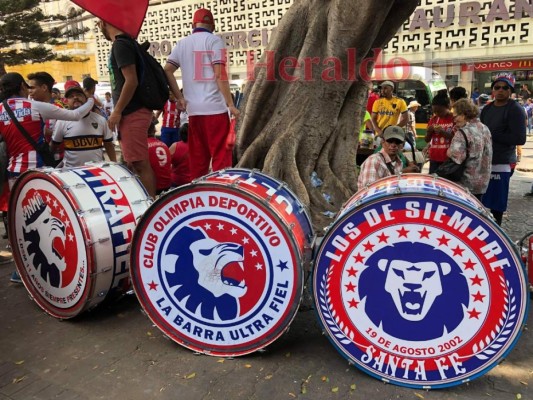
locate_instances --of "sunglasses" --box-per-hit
[493,85,510,91]
[386,138,403,145]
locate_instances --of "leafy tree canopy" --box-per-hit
[0,0,86,73]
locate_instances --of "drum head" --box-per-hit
[313,194,529,388]
[130,184,303,356]
[9,170,92,318]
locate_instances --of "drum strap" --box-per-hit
[2,100,42,152]
[379,153,396,175]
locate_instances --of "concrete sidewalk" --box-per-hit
[1,139,533,400]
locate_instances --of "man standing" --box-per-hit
[98,19,156,197]
[164,8,239,180]
[27,72,64,164]
[371,81,408,140]
[480,73,527,225]
[51,80,116,168]
[358,126,418,188]
[0,72,94,283]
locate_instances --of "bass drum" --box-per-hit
[313,173,529,388]
[8,163,151,319]
[130,168,315,357]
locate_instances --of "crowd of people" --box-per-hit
[0,8,239,283]
[358,71,528,226]
[0,6,531,285]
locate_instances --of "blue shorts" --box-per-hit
[482,165,511,212]
[160,127,180,147]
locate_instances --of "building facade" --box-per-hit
[7,0,533,94]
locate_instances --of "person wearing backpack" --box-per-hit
[164,8,239,180]
[97,18,157,198]
[480,73,527,226]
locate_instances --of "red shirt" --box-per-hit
[147,137,172,191]
[428,114,455,162]
[366,92,380,113]
[161,100,178,128]
[171,141,191,186]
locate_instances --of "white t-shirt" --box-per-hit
[52,112,113,168]
[167,31,228,116]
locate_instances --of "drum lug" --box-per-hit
[88,237,110,246]
[96,290,108,298]
[118,176,131,182]
[77,207,100,216]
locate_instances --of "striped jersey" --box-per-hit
[0,97,94,175]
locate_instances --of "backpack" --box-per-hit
[118,38,169,110]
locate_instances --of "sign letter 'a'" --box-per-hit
[71,0,149,38]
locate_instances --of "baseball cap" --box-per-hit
[193,8,214,25]
[381,80,394,90]
[64,80,86,97]
[82,77,98,90]
[491,72,515,92]
[408,100,421,108]
[383,126,405,142]
[478,93,490,103]
[0,72,29,93]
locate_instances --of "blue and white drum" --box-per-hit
[343,173,483,216]
[130,168,314,357]
[9,163,151,319]
[313,174,529,388]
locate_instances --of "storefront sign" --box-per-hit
[461,59,533,72]
[410,0,533,31]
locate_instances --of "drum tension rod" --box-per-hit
[87,237,110,246]
[77,208,101,216]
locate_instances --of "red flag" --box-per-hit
[71,0,149,38]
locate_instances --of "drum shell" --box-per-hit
[130,169,315,356]
[9,163,151,318]
[345,173,483,217]
[313,177,529,388]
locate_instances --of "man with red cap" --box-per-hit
[164,8,239,180]
[51,80,116,168]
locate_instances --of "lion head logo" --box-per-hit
[165,226,246,321]
[22,192,67,288]
[359,242,469,341]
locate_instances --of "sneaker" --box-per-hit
[0,253,13,265]
[10,270,22,284]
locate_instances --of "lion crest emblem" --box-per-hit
[165,226,246,321]
[359,242,469,341]
[22,191,67,288]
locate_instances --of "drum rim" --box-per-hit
[312,194,529,389]
[8,169,95,319]
[345,173,483,213]
[130,183,305,356]
[203,168,315,238]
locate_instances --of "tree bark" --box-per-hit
[236,0,418,230]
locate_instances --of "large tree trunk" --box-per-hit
[236,0,418,230]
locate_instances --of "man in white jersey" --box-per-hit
[52,81,116,168]
[164,8,239,180]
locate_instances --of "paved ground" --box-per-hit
[1,139,533,400]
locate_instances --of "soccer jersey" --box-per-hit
[148,137,172,191]
[167,30,228,116]
[52,112,113,168]
[161,100,178,128]
[0,97,94,175]
[372,97,408,130]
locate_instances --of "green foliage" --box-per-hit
[0,0,87,71]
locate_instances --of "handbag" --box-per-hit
[226,118,237,150]
[2,100,59,168]
[435,129,469,182]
